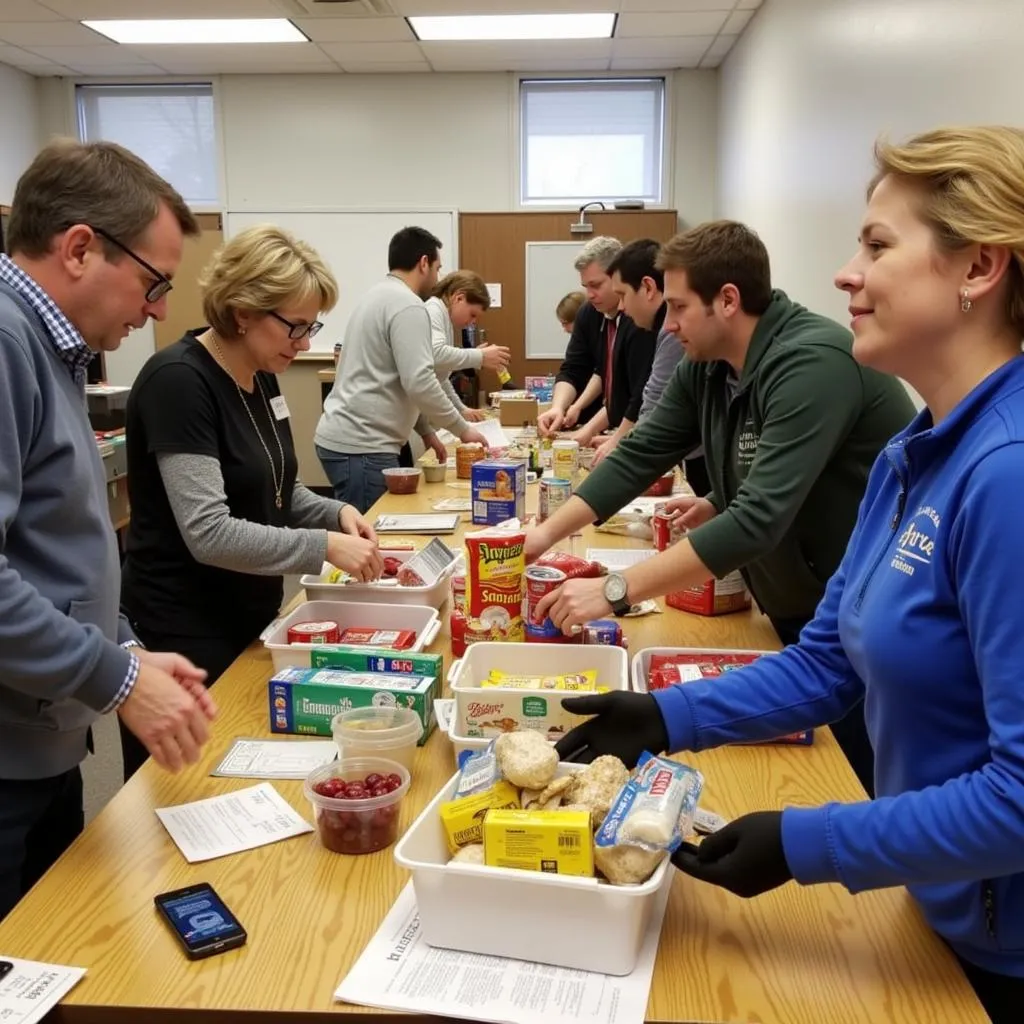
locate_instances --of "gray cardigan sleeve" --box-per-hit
[157,452,328,575]
[290,482,345,531]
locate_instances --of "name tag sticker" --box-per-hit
[270,395,290,420]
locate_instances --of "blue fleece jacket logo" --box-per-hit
[892,506,940,575]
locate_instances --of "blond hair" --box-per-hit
[871,126,1024,336]
[433,270,491,310]
[574,236,621,273]
[200,225,338,338]
[556,290,585,324]
[8,137,198,258]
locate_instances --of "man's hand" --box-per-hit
[423,432,449,464]
[478,344,511,372]
[459,426,491,448]
[118,661,213,773]
[569,425,598,447]
[661,495,718,531]
[534,576,612,635]
[537,408,565,437]
[562,404,582,430]
[134,650,216,718]
[590,434,619,468]
[339,503,378,544]
[463,408,487,422]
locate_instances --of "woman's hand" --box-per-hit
[326,533,384,582]
[339,504,377,544]
[478,344,511,372]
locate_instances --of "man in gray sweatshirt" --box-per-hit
[315,227,488,511]
[0,140,217,921]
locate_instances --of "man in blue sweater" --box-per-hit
[0,140,217,920]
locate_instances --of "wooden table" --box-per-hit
[0,478,986,1023]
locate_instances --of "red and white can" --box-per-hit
[287,620,340,645]
[652,507,684,551]
[524,565,568,642]
[451,573,466,608]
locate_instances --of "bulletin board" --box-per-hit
[524,241,586,358]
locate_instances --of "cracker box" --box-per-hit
[269,665,438,742]
[309,646,443,679]
[461,689,582,742]
[471,460,526,525]
[483,808,594,877]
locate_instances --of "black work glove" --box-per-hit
[554,691,670,767]
[671,811,791,898]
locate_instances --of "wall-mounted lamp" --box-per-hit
[570,200,606,234]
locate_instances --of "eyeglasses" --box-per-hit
[267,309,324,340]
[92,226,173,304]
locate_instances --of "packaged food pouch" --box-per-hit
[595,751,703,853]
[454,739,500,797]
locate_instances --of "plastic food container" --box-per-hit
[261,599,441,671]
[331,706,423,771]
[301,549,456,610]
[304,757,410,855]
[422,463,447,483]
[382,467,422,494]
[643,471,675,497]
[630,646,775,693]
[393,764,672,974]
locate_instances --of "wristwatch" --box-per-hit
[603,572,632,617]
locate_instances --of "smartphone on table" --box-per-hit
[154,883,247,960]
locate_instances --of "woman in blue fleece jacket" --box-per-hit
[554,125,1024,1022]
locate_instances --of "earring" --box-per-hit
[239,327,247,335]
[961,289,973,313]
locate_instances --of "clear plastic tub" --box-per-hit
[331,706,423,771]
[300,549,456,610]
[304,757,410,855]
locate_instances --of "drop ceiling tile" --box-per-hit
[128,41,335,70]
[0,1,64,21]
[701,33,738,62]
[619,0,734,10]
[69,63,172,75]
[0,21,115,46]
[396,0,616,13]
[610,57,685,71]
[14,63,75,75]
[612,35,715,60]
[318,40,424,63]
[723,9,755,34]
[293,17,414,42]
[40,0,282,16]
[616,11,728,38]
[737,0,763,8]
[0,42,39,65]
[420,38,612,64]
[20,44,165,65]
[339,61,433,73]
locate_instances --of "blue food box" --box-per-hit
[524,375,555,403]
[471,460,526,525]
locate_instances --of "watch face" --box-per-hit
[605,574,628,603]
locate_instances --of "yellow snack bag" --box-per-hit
[483,670,599,691]
[439,780,520,854]
[483,808,594,877]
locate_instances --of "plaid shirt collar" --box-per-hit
[0,254,94,383]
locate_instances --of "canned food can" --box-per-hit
[287,620,340,645]
[552,440,579,488]
[538,477,572,523]
[653,508,684,551]
[524,565,566,641]
[451,573,466,608]
[583,619,623,646]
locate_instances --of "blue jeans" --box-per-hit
[316,448,399,514]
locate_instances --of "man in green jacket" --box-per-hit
[529,220,915,796]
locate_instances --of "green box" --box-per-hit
[269,666,439,742]
[309,646,443,680]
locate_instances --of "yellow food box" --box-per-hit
[483,808,594,877]
[439,780,520,854]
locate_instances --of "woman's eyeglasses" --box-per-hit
[267,309,324,340]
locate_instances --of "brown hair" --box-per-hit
[656,220,772,315]
[7,137,198,258]
[200,225,338,339]
[556,290,585,324]
[870,126,1024,337]
[433,270,491,310]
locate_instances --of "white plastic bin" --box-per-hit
[631,646,774,693]
[449,642,629,743]
[300,549,458,610]
[261,600,441,672]
[393,764,672,975]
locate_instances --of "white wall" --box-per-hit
[717,0,1024,329]
[0,63,41,204]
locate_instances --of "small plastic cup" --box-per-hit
[304,757,410,855]
[331,706,424,772]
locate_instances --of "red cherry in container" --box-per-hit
[364,773,384,789]
[344,782,368,799]
[386,773,402,789]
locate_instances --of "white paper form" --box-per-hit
[211,739,337,780]
[585,548,657,572]
[0,957,86,1024]
[335,880,670,1024]
[155,783,313,863]
[474,418,513,449]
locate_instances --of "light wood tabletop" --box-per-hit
[0,474,986,1023]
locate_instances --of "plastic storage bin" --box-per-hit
[393,764,672,975]
[631,646,775,693]
[261,600,441,672]
[300,549,458,610]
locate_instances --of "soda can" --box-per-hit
[524,565,567,642]
[538,477,572,523]
[653,506,685,551]
[583,619,623,646]
[287,620,340,645]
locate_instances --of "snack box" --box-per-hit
[483,808,594,877]
[261,599,440,671]
[268,665,438,742]
[449,642,628,743]
[310,646,443,679]
[631,646,813,745]
[394,763,671,975]
[471,460,526,525]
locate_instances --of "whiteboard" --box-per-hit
[223,208,458,352]
[524,241,586,359]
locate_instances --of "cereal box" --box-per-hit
[471,460,526,525]
[464,524,526,643]
[460,690,582,741]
